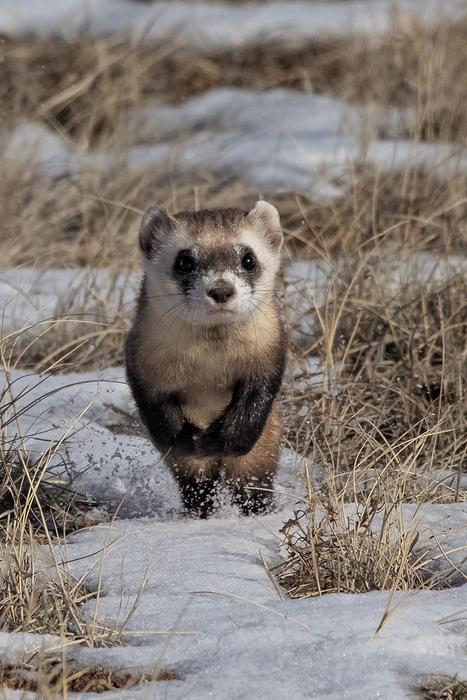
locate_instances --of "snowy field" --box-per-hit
[1,0,467,698]
[1,265,467,698]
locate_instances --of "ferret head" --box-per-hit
[139,202,283,327]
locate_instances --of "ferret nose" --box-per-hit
[207,282,235,304]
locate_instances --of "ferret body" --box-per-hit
[125,202,286,517]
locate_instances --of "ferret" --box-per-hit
[125,202,286,517]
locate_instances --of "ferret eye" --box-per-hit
[174,251,195,274]
[241,251,257,271]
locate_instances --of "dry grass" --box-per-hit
[2,24,467,267]
[285,257,467,504]
[0,379,100,638]
[0,658,178,695]
[420,676,467,700]
[0,160,261,267]
[285,168,467,259]
[0,360,119,643]
[1,36,166,149]
[279,249,466,602]
[3,19,467,143]
[1,162,466,269]
[2,272,132,373]
[275,498,430,599]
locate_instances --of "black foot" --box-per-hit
[230,478,275,516]
[177,474,221,519]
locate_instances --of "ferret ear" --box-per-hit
[245,201,283,250]
[139,207,177,258]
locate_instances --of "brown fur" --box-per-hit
[126,203,286,516]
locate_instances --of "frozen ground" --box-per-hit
[2,504,467,699]
[58,506,467,700]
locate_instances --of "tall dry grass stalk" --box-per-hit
[0,368,103,640]
[285,254,466,504]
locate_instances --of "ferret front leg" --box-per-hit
[225,404,281,516]
[126,364,204,456]
[229,470,275,516]
[196,372,284,458]
[168,456,221,518]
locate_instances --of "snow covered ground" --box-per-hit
[59,507,467,700]
[2,360,467,698]
[1,0,466,48]
[1,257,466,696]
[6,90,467,196]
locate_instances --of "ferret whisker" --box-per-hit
[157,299,187,325]
[145,292,185,300]
[249,299,272,325]
[254,298,278,312]
[248,306,259,351]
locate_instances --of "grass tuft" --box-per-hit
[420,675,467,700]
[0,658,179,695]
[274,490,431,598]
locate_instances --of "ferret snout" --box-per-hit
[206,280,236,305]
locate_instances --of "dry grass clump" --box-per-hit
[0,432,97,638]
[274,494,431,599]
[1,36,170,149]
[0,442,97,536]
[0,368,108,639]
[420,676,467,700]
[2,18,467,146]
[0,452,98,637]
[0,163,144,268]
[327,20,467,143]
[285,167,467,259]
[327,272,466,396]
[287,260,466,503]
[0,658,178,695]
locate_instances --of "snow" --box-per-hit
[52,505,466,700]
[0,267,136,332]
[6,90,467,195]
[1,0,466,49]
[1,364,307,518]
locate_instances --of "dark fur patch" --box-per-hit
[170,244,262,295]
